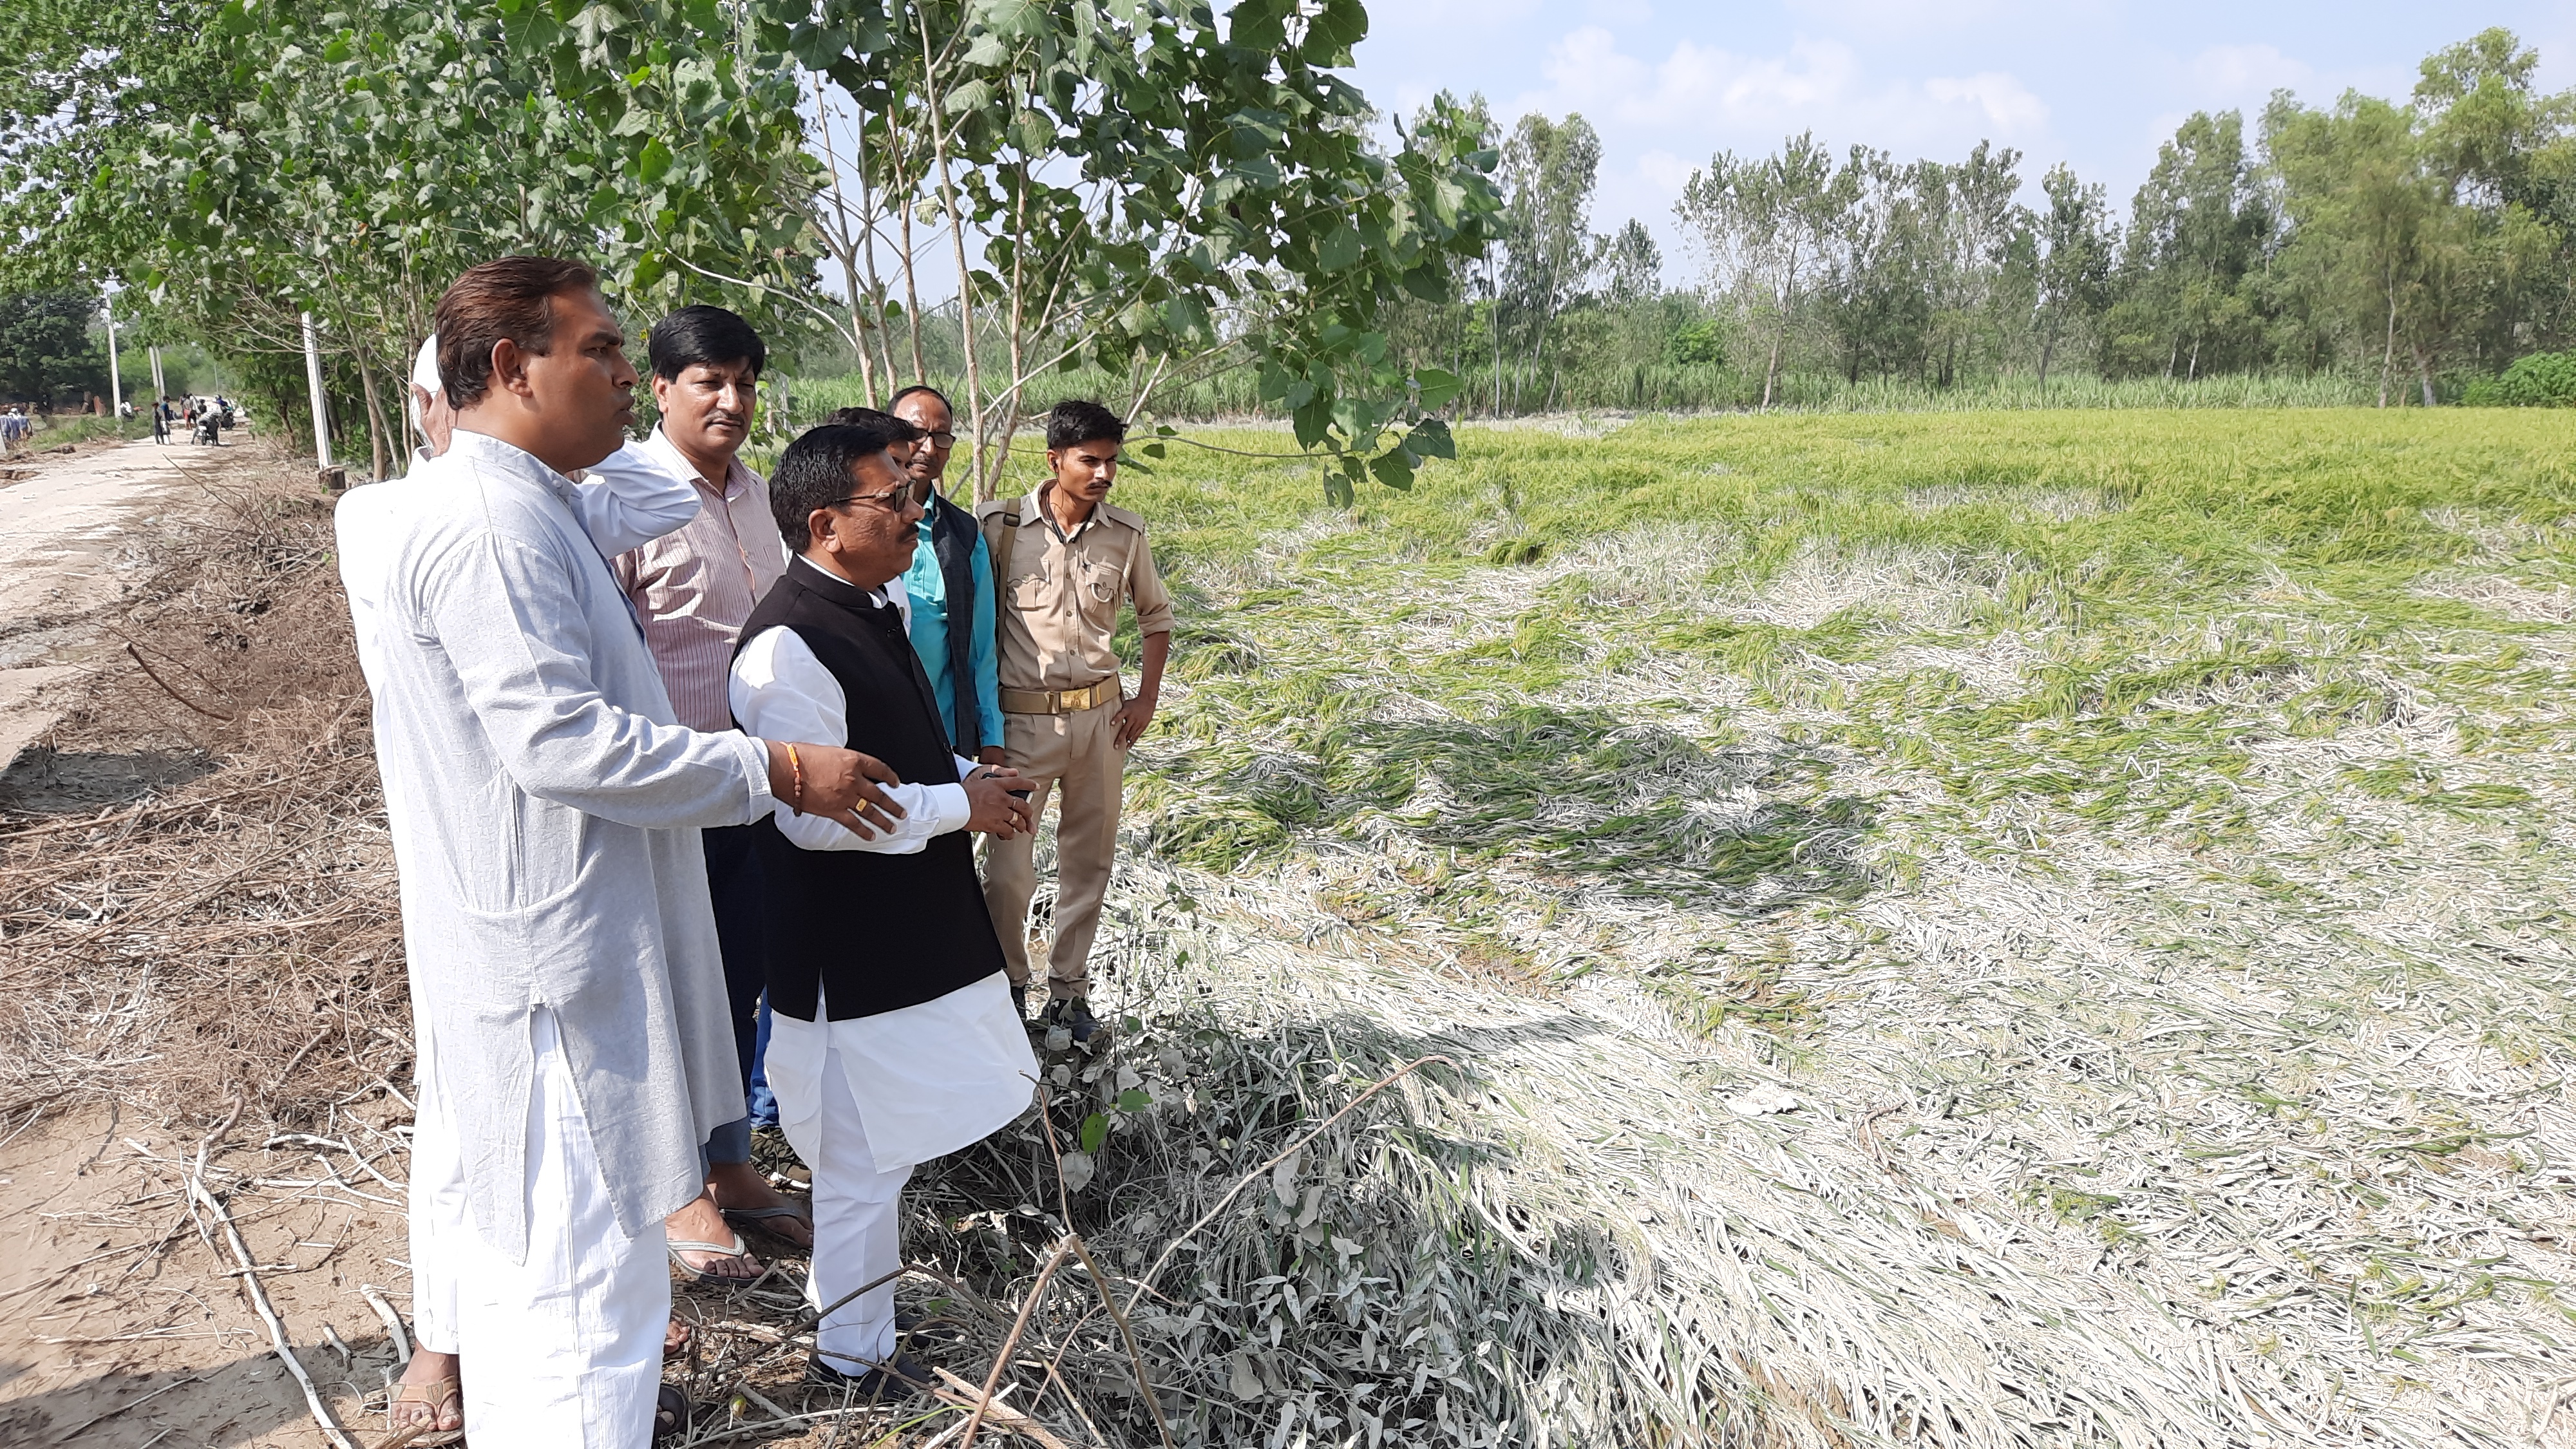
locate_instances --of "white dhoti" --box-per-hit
[768,974,1037,1376]
[410,1009,670,1447]
[806,1043,914,1372]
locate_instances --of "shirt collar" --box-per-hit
[446,428,580,508]
[1034,483,1100,543]
[790,553,897,610]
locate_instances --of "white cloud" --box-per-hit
[1526,27,1861,131]
[1922,71,2049,135]
[2187,43,2314,103]
[1783,0,2009,34]
[1517,26,2046,156]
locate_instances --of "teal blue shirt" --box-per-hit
[901,509,1005,751]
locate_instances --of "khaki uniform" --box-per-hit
[976,486,1175,999]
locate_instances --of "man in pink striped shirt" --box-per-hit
[610,306,811,1277]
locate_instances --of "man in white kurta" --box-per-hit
[344,261,901,1448]
[345,337,713,1441]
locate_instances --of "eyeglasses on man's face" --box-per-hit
[829,485,916,512]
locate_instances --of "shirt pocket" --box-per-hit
[1010,566,1051,612]
[1076,560,1121,627]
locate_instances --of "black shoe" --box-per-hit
[1014,983,1035,1023]
[808,1350,935,1399]
[1042,996,1106,1046]
[896,1309,966,1347]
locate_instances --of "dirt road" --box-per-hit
[0,439,255,772]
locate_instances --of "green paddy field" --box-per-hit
[937,408,2576,1448]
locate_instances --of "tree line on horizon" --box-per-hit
[5,7,2568,450]
[1379,26,2574,413]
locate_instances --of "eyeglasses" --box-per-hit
[828,486,916,512]
[920,431,956,448]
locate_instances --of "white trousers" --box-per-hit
[805,1039,914,1376]
[408,1009,670,1448]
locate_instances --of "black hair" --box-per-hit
[888,384,953,417]
[768,420,910,551]
[647,305,766,383]
[821,405,923,442]
[1045,399,1124,450]
[433,256,599,409]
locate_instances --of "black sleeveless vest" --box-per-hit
[926,491,985,753]
[735,558,1005,1022]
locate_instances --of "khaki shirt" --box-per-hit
[981,486,1175,692]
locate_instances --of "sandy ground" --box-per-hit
[0,1105,405,1449]
[0,437,253,773]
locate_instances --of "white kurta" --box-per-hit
[339,428,775,1260]
[346,435,704,1354]
[410,1009,667,1448]
[726,580,1038,1177]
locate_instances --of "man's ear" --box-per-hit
[650,372,672,408]
[806,507,838,554]
[489,337,535,399]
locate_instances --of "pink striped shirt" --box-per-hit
[611,427,788,733]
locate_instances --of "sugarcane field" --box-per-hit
[6,3,2576,1448]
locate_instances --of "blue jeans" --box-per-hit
[747,996,779,1130]
[702,824,773,1166]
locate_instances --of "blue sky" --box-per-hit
[1348,0,2575,282]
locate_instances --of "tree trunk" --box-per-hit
[894,125,926,382]
[2038,312,2060,388]
[2377,281,2398,410]
[919,19,989,500]
[2412,341,2436,408]
[356,360,388,483]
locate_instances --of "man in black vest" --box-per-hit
[727,419,1039,1394]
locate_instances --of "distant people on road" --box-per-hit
[151,397,170,444]
[0,407,27,451]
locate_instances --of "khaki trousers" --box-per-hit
[983,695,1124,999]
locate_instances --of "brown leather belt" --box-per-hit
[1000,679,1119,715]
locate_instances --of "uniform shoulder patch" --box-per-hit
[1097,500,1148,533]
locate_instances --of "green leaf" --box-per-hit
[1318,223,1362,270]
[1323,464,1354,508]
[1414,368,1464,410]
[1141,441,1168,459]
[973,0,1048,38]
[1161,293,1210,338]
[1369,448,1415,491]
[1116,1088,1153,1112]
[1079,1113,1109,1154]
[1403,416,1456,459]
[637,137,673,184]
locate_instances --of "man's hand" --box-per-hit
[977,745,1009,768]
[413,383,455,457]
[1113,692,1157,750]
[961,767,1035,838]
[764,740,906,838]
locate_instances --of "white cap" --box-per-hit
[410,336,439,428]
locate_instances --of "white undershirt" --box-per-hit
[724,560,1036,1173]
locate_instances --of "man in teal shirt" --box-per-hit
[891,386,1006,766]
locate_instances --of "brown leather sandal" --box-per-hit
[382,1374,464,1448]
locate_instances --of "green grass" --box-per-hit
[1027,406,2576,1446]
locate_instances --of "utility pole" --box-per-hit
[149,345,166,404]
[301,311,343,488]
[105,290,124,421]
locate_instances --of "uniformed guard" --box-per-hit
[977,399,1175,1043]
